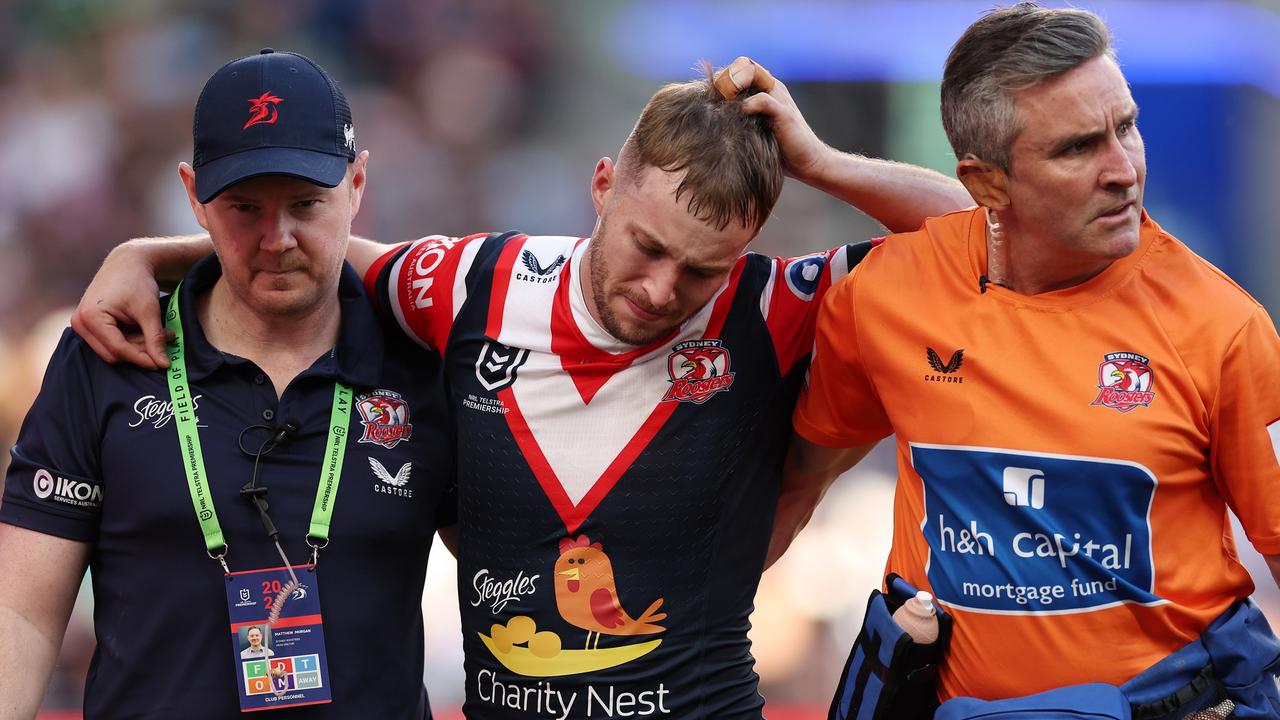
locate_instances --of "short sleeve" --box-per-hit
[760,242,874,376]
[792,266,894,448]
[1210,306,1280,554]
[1,329,105,542]
[365,233,494,352]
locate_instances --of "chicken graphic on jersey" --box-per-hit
[554,535,666,650]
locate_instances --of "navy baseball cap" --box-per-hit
[192,48,355,203]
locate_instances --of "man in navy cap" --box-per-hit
[0,49,454,718]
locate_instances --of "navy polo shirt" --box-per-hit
[2,255,454,719]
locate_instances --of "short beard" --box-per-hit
[586,235,672,347]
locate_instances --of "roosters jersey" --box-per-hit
[795,208,1280,701]
[370,232,867,719]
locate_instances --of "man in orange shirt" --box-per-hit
[777,4,1280,718]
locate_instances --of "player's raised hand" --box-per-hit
[71,244,170,370]
[714,56,831,184]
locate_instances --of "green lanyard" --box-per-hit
[164,286,353,569]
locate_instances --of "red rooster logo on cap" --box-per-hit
[244,91,283,129]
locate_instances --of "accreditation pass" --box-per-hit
[225,565,331,711]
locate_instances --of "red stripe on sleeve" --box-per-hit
[390,234,484,351]
[765,251,839,375]
[484,235,528,340]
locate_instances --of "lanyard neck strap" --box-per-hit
[164,287,353,562]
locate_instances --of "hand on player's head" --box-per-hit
[715,56,828,184]
[713,57,776,99]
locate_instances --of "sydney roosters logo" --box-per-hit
[244,91,283,129]
[662,339,735,404]
[355,390,413,449]
[1092,352,1156,413]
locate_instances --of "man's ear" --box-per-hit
[590,157,616,216]
[178,163,211,230]
[956,155,1010,210]
[348,150,369,218]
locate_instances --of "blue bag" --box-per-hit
[828,574,952,720]
[1123,598,1280,719]
[934,599,1280,720]
[935,684,1132,720]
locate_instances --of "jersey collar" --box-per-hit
[965,207,1160,308]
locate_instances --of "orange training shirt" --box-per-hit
[794,207,1280,700]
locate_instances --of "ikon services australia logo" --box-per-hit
[33,468,102,509]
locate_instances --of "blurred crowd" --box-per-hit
[2,1,1277,716]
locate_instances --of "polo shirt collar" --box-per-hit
[175,255,384,388]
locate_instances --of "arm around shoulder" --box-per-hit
[71,234,212,370]
[347,235,392,279]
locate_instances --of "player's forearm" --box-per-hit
[801,151,972,233]
[114,235,213,289]
[766,437,877,568]
[346,235,388,279]
[0,605,63,718]
[765,478,830,569]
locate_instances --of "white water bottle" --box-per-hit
[892,590,939,644]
